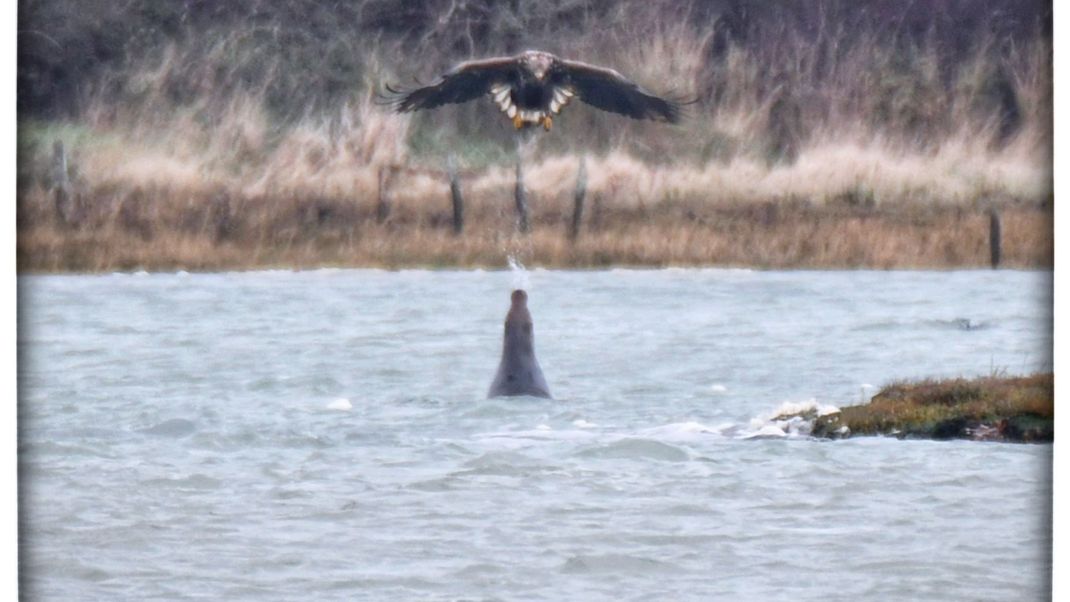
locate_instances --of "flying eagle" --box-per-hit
[383,50,684,131]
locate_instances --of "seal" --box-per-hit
[487,289,552,398]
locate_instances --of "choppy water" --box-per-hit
[19,269,1052,600]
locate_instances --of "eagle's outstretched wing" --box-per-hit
[382,56,517,112]
[556,59,685,123]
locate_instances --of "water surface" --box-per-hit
[19,269,1053,600]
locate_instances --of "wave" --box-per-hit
[575,438,691,462]
[637,421,734,441]
[561,553,683,574]
[137,418,197,438]
[741,399,840,439]
[325,398,352,411]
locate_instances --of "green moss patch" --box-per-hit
[813,373,1053,442]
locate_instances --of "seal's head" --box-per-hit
[510,289,528,308]
[504,289,534,348]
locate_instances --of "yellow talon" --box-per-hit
[542,115,552,131]
[513,114,523,129]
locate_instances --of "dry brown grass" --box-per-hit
[18,116,1052,271]
[17,180,1052,272]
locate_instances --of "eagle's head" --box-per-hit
[519,50,555,81]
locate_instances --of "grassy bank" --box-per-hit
[16,106,1054,272]
[17,188,1052,272]
[17,1,1052,272]
[812,373,1054,443]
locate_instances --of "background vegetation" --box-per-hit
[17,0,1053,271]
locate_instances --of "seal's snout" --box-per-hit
[511,289,528,307]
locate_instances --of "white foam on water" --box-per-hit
[764,399,841,419]
[709,384,728,393]
[741,398,841,439]
[326,398,352,411]
[742,424,789,440]
[638,421,732,441]
[572,419,598,429]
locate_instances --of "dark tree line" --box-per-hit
[18,0,1050,120]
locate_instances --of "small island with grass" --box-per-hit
[811,373,1053,443]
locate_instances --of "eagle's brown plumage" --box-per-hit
[382,50,685,131]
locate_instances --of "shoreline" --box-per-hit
[17,202,1052,273]
[15,265,1058,276]
[14,263,1059,277]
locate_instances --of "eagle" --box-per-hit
[383,50,684,131]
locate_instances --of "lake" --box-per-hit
[18,268,1053,600]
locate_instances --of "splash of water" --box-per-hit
[507,253,530,290]
[742,399,841,439]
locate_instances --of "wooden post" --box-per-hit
[514,156,530,234]
[51,140,72,225]
[989,208,1002,269]
[569,156,587,241]
[376,165,391,223]
[212,191,234,242]
[447,156,464,235]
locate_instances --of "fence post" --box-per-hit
[569,156,587,241]
[212,190,234,242]
[447,155,464,235]
[514,156,530,234]
[989,208,1002,269]
[590,193,604,231]
[376,165,391,223]
[51,140,73,225]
